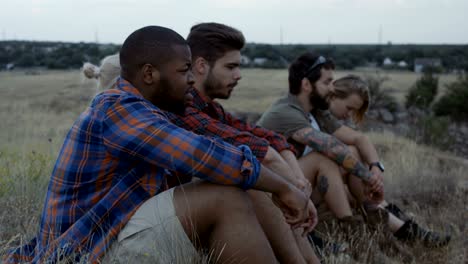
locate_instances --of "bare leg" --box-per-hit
[345,146,405,232]
[248,190,313,264]
[293,229,321,264]
[174,181,277,264]
[299,152,353,218]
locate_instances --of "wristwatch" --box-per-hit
[369,161,385,172]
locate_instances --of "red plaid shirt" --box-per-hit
[167,88,295,162]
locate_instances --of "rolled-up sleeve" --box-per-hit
[221,106,296,155]
[103,96,260,189]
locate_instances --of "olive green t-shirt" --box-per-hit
[257,95,342,156]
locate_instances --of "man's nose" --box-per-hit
[187,70,195,85]
[233,68,242,81]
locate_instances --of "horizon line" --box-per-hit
[1,39,467,46]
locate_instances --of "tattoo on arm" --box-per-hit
[317,175,329,196]
[293,128,371,181]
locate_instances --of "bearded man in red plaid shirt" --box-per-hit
[4,26,316,264]
[164,22,320,264]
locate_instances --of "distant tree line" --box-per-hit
[0,41,120,69]
[242,43,468,71]
[1,41,468,71]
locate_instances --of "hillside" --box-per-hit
[0,70,466,263]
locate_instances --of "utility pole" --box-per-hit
[94,28,99,44]
[279,25,283,45]
[378,24,383,45]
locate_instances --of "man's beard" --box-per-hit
[204,71,236,100]
[309,87,330,110]
[154,76,186,115]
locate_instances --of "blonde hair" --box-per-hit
[332,75,370,123]
[82,54,120,90]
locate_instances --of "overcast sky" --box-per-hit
[1,0,467,44]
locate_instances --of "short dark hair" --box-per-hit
[120,26,187,80]
[187,22,245,65]
[288,53,335,95]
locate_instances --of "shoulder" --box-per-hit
[261,97,307,123]
[96,89,167,120]
[314,110,342,134]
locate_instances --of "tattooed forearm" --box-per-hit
[293,128,371,181]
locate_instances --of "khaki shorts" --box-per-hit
[103,187,198,264]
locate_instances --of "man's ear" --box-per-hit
[193,57,209,76]
[142,64,159,85]
[301,77,312,93]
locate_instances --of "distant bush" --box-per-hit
[405,69,438,109]
[365,75,399,112]
[410,115,452,150]
[433,74,468,121]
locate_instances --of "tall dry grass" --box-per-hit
[0,70,466,263]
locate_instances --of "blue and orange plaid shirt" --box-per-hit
[4,78,260,263]
[166,87,295,162]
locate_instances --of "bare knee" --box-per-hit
[299,152,340,181]
[316,155,341,175]
[174,182,252,228]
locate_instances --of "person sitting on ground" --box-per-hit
[257,53,384,223]
[256,53,423,262]
[318,74,451,248]
[164,22,321,263]
[82,53,120,91]
[81,22,320,264]
[3,26,314,264]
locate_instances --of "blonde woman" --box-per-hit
[317,75,450,248]
[329,75,370,125]
[82,53,120,91]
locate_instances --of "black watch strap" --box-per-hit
[369,162,384,172]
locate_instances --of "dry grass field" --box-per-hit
[0,69,466,263]
[221,68,458,113]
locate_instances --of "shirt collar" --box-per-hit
[189,87,210,110]
[116,77,145,99]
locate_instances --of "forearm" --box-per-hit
[280,149,307,182]
[104,103,261,188]
[293,128,371,181]
[356,135,380,164]
[263,147,300,186]
[253,164,293,195]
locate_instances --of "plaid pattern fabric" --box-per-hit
[4,78,260,263]
[167,88,295,162]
